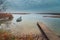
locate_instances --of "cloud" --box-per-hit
[6,0,60,12]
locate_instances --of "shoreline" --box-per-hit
[43,15,60,18]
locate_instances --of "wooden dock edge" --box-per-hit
[37,22,60,40]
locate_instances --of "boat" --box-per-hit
[16,16,22,22]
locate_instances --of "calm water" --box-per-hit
[0,14,60,35]
[13,14,60,35]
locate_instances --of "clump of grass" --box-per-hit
[14,34,41,40]
[0,29,15,40]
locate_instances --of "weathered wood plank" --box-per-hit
[37,22,60,40]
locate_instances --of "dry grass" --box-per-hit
[0,29,15,40]
[0,29,43,40]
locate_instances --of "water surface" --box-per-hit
[0,14,60,36]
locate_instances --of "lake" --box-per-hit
[0,13,60,36]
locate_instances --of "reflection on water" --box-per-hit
[0,14,60,36]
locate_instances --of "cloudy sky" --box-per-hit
[6,0,60,13]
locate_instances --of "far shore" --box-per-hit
[12,13,31,15]
[43,15,60,18]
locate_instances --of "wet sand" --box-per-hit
[10,21,40,36]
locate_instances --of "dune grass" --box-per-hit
[0,29,41,40]
[0,29,15,40]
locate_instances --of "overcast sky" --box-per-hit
[6,0,60,13]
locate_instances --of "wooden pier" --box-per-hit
[37,22,60,40]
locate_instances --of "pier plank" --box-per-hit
[37,22,60,40]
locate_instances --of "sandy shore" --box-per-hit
[0,21,44,40]
[0,20,60,40]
